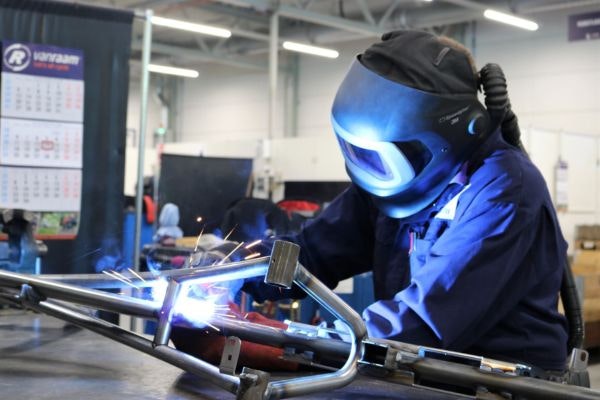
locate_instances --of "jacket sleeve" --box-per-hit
[286,184,377,290]
[244,184,377,301]
[363,170,548,350]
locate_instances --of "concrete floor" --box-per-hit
[1,309,600,398]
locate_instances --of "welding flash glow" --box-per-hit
[150,278,168,303]
[196,216,203,223]
[173,293,220,330]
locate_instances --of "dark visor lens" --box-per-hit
[337,136,392,180]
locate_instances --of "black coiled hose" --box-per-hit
[480,63,584,351]
[562,258,585,350]
[479,63,524,152]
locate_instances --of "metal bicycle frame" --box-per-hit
[0,240,366,399]
[0,240,599,399]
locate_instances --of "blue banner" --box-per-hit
[2,40,84,79]
[569,11,600,41]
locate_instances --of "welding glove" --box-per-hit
[170,302,299,371]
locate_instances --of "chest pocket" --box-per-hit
[409,218,449,276]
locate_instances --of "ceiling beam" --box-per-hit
[215,0,385,37]
[132,40,267,71]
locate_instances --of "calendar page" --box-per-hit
[0,118,82,168]
[0,41,84,239]
[1,73,84,122]
[0,166,81,211]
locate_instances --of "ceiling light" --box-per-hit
[483,9,539,31]
[148,64,199,78]
[282,41,339,59]
[151,16,231,38]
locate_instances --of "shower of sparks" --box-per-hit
[244,239,262,250]
[244,252,261,260]
[111,270,132,282]
[222,225,237,241]
[127,268,147,283]
[102,270,140,290]
[217,241,245,265]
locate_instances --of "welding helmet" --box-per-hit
[331,30,491,218]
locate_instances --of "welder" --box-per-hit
[178,30,569,374]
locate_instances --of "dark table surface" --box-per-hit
[0,309,460,399]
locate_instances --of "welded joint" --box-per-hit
[237,367,270,400]
[153,278,182,347]
[19,284,46,304]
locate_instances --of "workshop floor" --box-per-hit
[1,308,600,398]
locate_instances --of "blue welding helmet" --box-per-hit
[332,56,490,218]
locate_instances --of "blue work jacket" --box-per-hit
[288,131,568,371]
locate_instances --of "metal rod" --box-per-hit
[268,9,278,141]
[24,299,240,395]
[211,316,351,362]
[0,270,158,318]
[266,264,367,399]
[40,256,271,288]
[154,279,181,346]
[410,357,600,400]
[133,8,154,275]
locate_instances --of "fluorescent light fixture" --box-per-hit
[282,41,339,59]
[151,16,231,38]
[483,9,539,31]
[148,64,199,78]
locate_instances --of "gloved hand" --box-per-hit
[170,303,299,371]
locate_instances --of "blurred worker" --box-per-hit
[153,203,183,245]
[244,30,568,372]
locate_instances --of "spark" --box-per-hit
[204,321,220,332]
[245,239,262,250]
[193,227,205,251]
[196,216,203,223]
[244,252,261,260]
[217,241,245,265]
[111,270,132,282]
[72,247,102,262]
[223,225,237,241]
[127,268,147,283]
[102,270,140,290]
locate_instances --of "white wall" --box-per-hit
[126,5,600,247]
[474,8,600,136]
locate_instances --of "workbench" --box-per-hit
[0,310,458,399]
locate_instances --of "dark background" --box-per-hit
[0,0,134,273]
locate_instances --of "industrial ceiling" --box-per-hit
[71,0,599,71]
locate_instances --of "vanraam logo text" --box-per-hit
[3,43,31,72]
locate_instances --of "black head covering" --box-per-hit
[360,30,478,95]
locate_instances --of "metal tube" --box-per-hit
[173,257,270,284]
[40,256,271,289]
[411,357,600,400]
[0,270,158,318]
[25,300,240,395]
[133,9,153,276]
[268,9,278,140]
[154,279,181,346]
[266,264,367,399]
[211,316,351,362]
